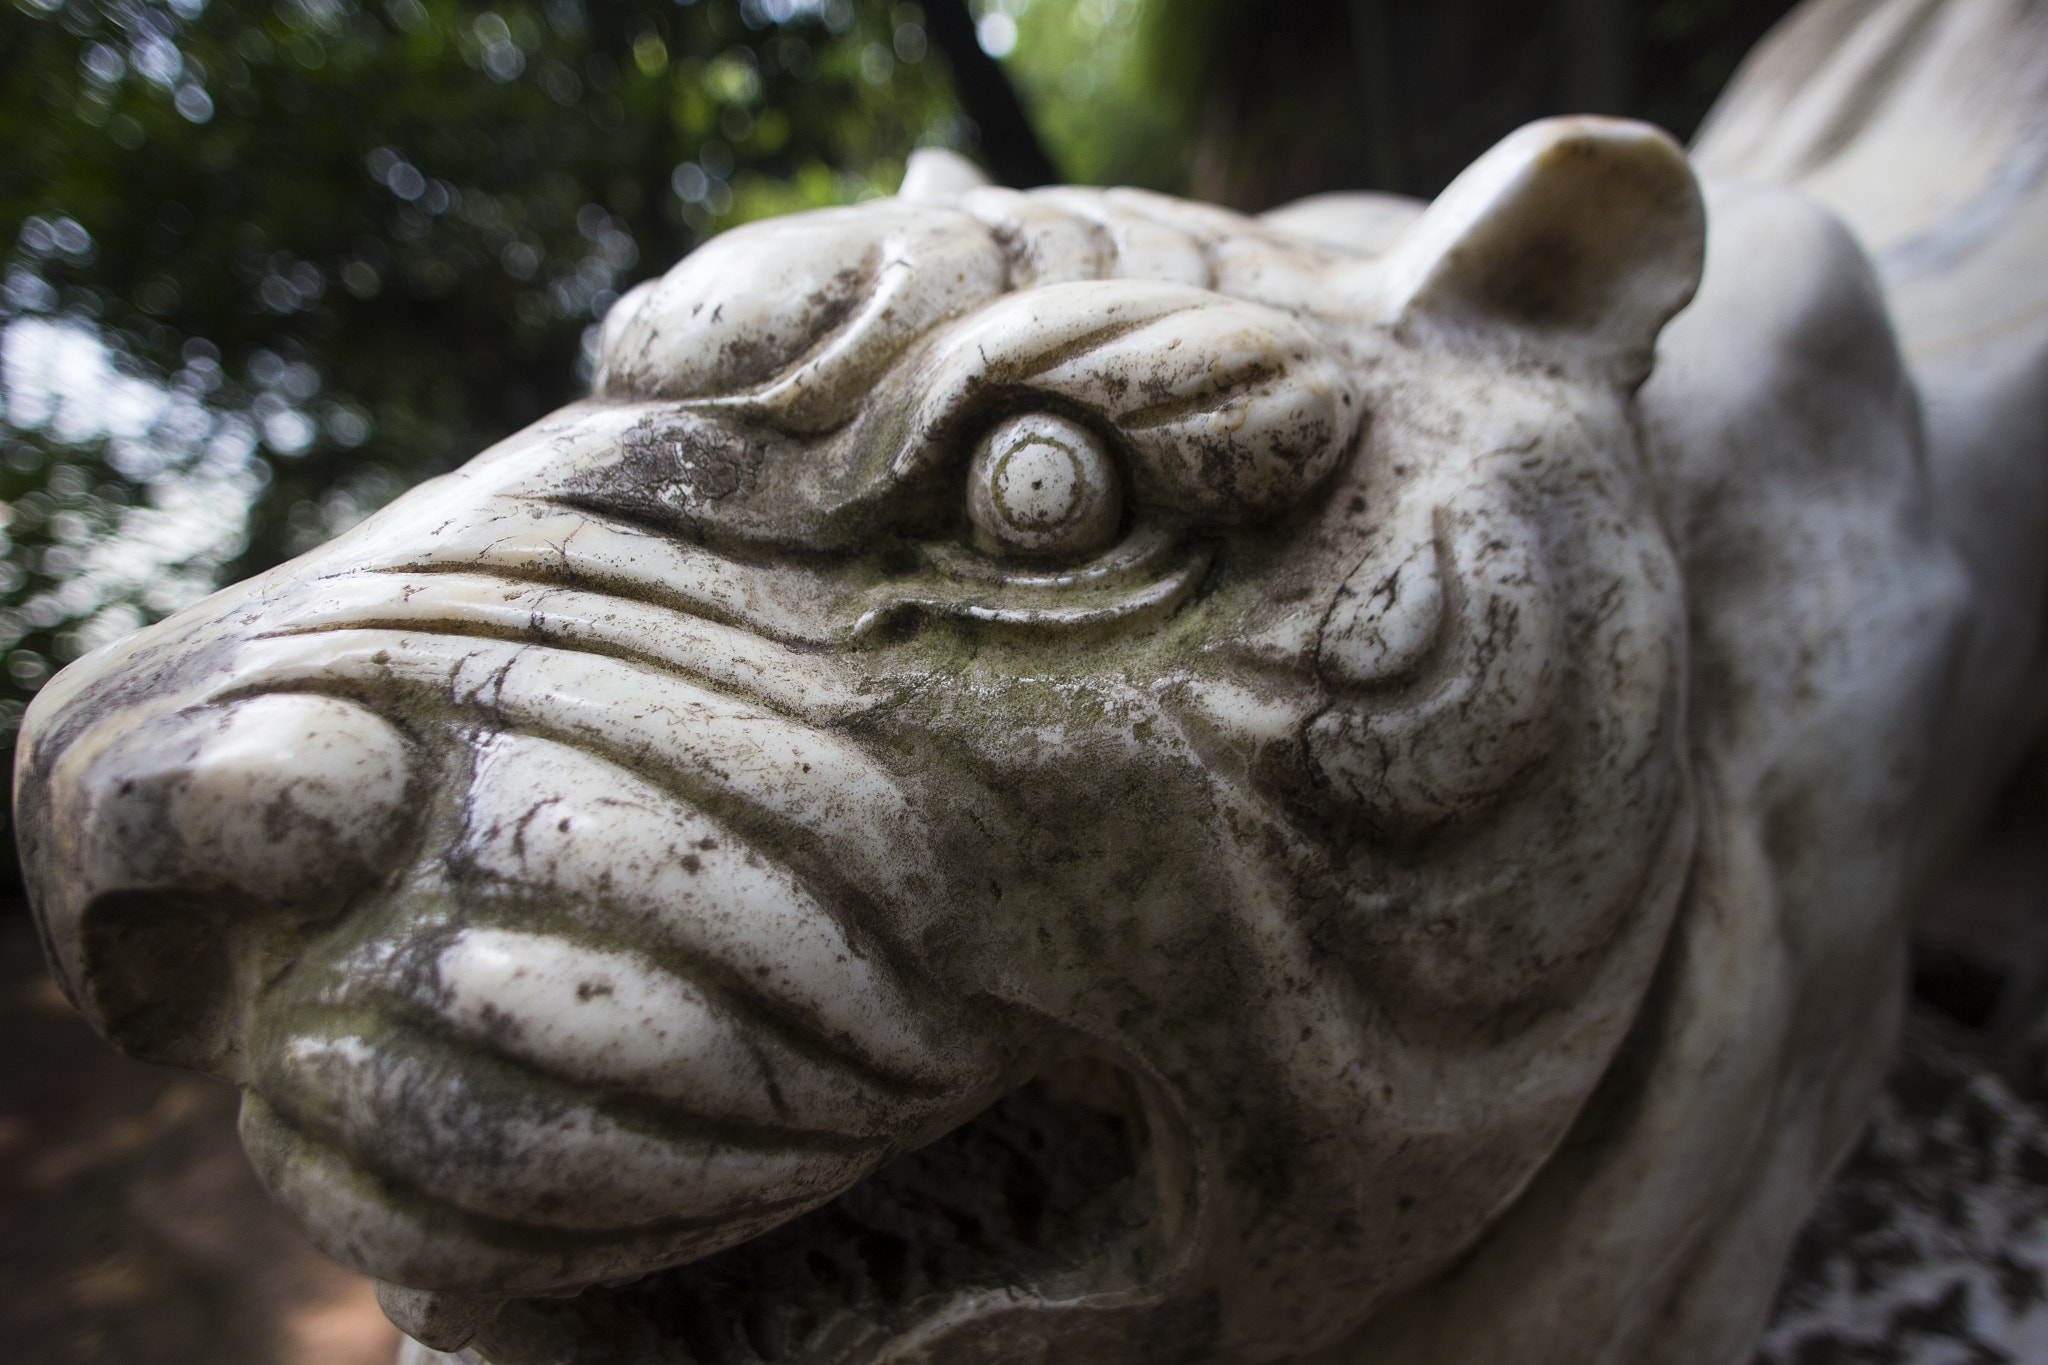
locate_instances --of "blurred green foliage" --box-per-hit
[993,0,1175,189]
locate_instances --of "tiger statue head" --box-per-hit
[14,118,1964,1364]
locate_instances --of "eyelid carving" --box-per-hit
[851,535,1212,641]
[888,279,1358,525]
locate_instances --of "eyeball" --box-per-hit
[966,413,1122,560]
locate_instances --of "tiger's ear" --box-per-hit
[1374,117,1704,386]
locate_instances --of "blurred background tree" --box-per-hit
[0,0,1798,897]
[994,0,1803,204]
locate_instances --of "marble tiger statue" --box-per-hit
[13,0,2048,1361]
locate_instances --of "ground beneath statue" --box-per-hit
[0,906,400,1365]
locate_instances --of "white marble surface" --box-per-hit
[12,0,2048,1359]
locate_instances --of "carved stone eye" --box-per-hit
[966,413,1122,560]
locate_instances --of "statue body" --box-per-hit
[14,1,2048,1361]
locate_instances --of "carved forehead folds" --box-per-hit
[586,178,1367,547]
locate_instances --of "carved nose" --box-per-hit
[23,693,415,1076]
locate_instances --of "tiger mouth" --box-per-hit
[470,1055,1198,1365]
[201,605,1203,1361]
[52,576,1205,1360]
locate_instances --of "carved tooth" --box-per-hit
[373,1282,505,1352]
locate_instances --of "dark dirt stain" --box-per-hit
[558,413,774,536]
